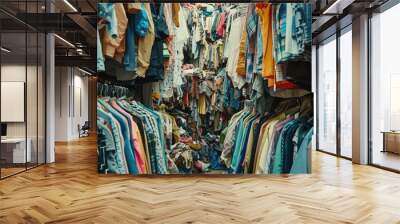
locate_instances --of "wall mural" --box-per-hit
[96,2,313,175]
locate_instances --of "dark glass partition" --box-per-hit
[0,0,46,179]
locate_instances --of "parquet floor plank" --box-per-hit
[0,136,399,223]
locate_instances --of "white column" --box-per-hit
[46,32,55,163]
[54,67,73,141]
[352,14,369,164]
[312,45,317,151]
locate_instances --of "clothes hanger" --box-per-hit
[299,94,313,119]
[285,98,301,117]
[274,99,288,114]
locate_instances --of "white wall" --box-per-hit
[1,64,46,163]
[54,67,89,141]
[55,66,69,141]
[71,72,89,139]
[1,65,39,137]
[1,65,27,140]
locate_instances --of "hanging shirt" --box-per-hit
[136,3,155,77]
[231,112,256,173]
[139,3,170,83]
[97,116,126,174]
[172,3,180,27]
[102,3,128,59]
[253,115,277,174]
[255,118,281,174]
[254,18,263,76]
[221,110,245,167]
[97,3,117,72]
[290,128,313,174]
[273,3,312,63]
[97,103,128,174]
[224,4,248,88]
[271,4,312,90]
[248,114,270,173]
[243,118,259,173]
[123,14,138,73]
[245,4,258,83]
[216,12,226,38]
[271,118,298,174]
[97,121,113,174]
[98,3,118,38]
[236,22,247,77]
[163,3,174,35]
[255,3,275,87]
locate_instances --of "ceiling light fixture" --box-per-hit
[63,0,78,12]
[322,0,343,14]
[54,34,75,48]
[78,67,93,76]
[1,47,11,53]
[322,0,354,15]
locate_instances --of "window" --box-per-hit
[317,36,337,154]
[339,28,352,158]
[371,3,400,171]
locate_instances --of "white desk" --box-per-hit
[1,138,31,163]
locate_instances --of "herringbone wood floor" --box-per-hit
[1,136,400,224]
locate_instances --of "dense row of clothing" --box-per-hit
[221,95,313,174]
[97,83,226,174]
[97,3,314,175]
[97,84,169,174]
[97,3,311,90]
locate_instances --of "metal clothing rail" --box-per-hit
[97,82,131,98]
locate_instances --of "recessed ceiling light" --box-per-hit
[63,0,78,12]
[322,0,355,15]
[1,47,11,53]
[54,34,75,48]
[78,67,93,76]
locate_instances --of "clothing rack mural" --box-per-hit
[96,2,313,175]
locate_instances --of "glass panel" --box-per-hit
[27,31,38,169]
[1,31,27,177]
[371,4,400,171]
[317,37,337,154]
[339,29,352,158]
[38,32,45,165]
[0,0,46,178]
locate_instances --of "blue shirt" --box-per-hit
[124,14,138,72]
[290,128,313,174]
[97,106,127,174]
